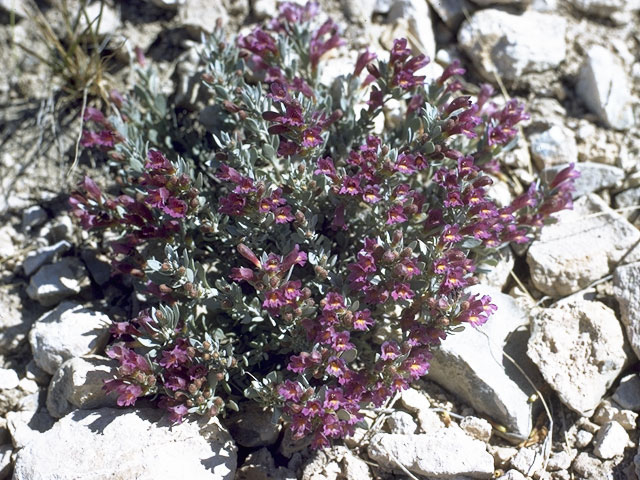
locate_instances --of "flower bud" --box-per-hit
[188,383,198,394]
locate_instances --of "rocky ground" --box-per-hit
[0,0,639,479]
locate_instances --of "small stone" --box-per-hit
[23,240,72,277]
[541,162,624,199]
[0,444,12,479]
[12,408,237,479]
[387,0,436,59]
[0,225,17,260]
[428,285,536,438]
[29,301,110,375]
[6,410,55,449]
[341,0,376,24]
[527,195,640,296]
[510,447,544,476]
[367,431,494,478]
[571,452,611,480]
[614,262,640,361]
[547,450,575,471]
[575,430,594,448]
[527,299,629,416]
[302,446,372,480]
[569,0,629,18]
[460,416,492,442]
[577,46,635,131]
[415,408,444,433]
[223,403,280,448]
[46,355,118,418]
[615,188,640,219]
[386,411,417,435]
[592,421,629,459]
[528,125,578,169]
[476,246,514,289]
[488,445,518,468]
[252,0,277,19]
[0,368,19,390]
[177,0,228,35]
[612,374,640,411]
[458,10,566,83]
[26,257,88,306]
[593,399,638,430]
[502,470,526,480]
[21,206,47,232]
[399,388,431,414]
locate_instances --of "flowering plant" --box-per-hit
[71,2,576,447]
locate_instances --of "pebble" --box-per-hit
[569,0,629,18]
[510,447,544,477]
[428,285,536,438]
[541,162,624,199]
[460,416,492,442]
[367,430,494,478]
[46,355,118,418]
[612,374,640,411]
[458,10,566,83]
[252,0,277,19]
[502,470,526,480]
[547,450,576,471]
[575,429,594,448]
[26,257,89,307]
[613,263,640,361]
[23,240,72,277]
[528,124,578,169]
[386,411,417,435]
[302,446,372,480]
[29,301,110,375]
[527,299,629,416]
[527,194,640,296]
[12,408,237,479]
[592,421,629,459]
[571,452,612,480]
[21,206,48,232]
[0,368,19,390]
[577,45,635,131]
[593,399,638,430]
[177,0,229,35]
[6,410,55,449]
[488,445,518,468]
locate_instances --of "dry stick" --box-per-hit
[509,270,535,304]
[68,86,89,177]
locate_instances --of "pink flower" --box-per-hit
[352,310,374,330]
[390,283,414,301]
[380,341,400,361]
[326,356,347,377]
[279,380,303,401]
[332,330,354,352]
[386,205,407,225]
[263,289,285,310]
[324,292,345,311]
[274,206,295,223]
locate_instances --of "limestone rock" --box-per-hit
[0,369,18,390]
[387,0,436,59]
[302,446,372,480]
[593,399,638,430]
[12,408,237,479]
[613,262,640,361]
[510,447,545,476]
[577,46,635,131]
[571,452,613,480]
[177,0,228,35]
[427,285,536,438]
[29,302,110,375]
[527,299,629,416]
[6,410,55,449]
[529,124,578,169]
[46,355,118,418]
[612,374,640,411]
[527,194,640,296]
[458,10,566,83]
[23,240,71,277]
[476,247,514,289]
[386,411,417,435]
[460,416,492,442]
[547,450,575,471]
[592,421,629,459]
[26,257,88,307]
[367,430,494,478]
[575,429,594,448]
[541,162,624,198]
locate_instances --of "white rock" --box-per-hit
[386,411,417,435]
[0,225,17,260]
[458,10,566,82]
[79,3,120,36]
[510,447,544,476]
[302,446,372,480]
[177,0,228,34]
[477,247,514,289]
[12,408,237,479]
[527,195,640,296]
[612,374,640,411]
[571,452,612,480]
[46,355,118,418]
[569,0,628,17]
[427,285,536,438]
[29,301,110,375]
[342,0,376,24]
[615,187,640,218]
[6,410,55,449]
[501,470,526,480]
[489,445,518,468]
[21,206,47,232]
[575,429,594,448]
[367,430,494,478]
[592,421,629,459]
[399,388,431,413]
[0,369,19,390]
[577,46,635,131]
[528,125,578,169]
[593,399,638,430]
[252,0,277,18]
[613,263,640,361]
[0,0,27,17]
[427,0,471,29]
[387,0,436,59]
[527,299,629,416]
[149,0,186,7]
[547,450,575,471]
[460,416,492,442]
[0,444,11,479]
[541,162,624,199]
[23,240,72,277]
[26,257,88,306]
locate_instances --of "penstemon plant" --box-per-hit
[71,1,577,448]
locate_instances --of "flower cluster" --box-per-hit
[71,1,577,445]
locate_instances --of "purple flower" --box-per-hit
[324,292,345,311]
[339,176,362,195]
[390,282,414,301]
[159,342,190,369]
[386,205,408,225]
[301,127,323,148]
[380,341,400,361]
[441,224,462,244]
[279,380,303,401]
[353,49,377,77]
